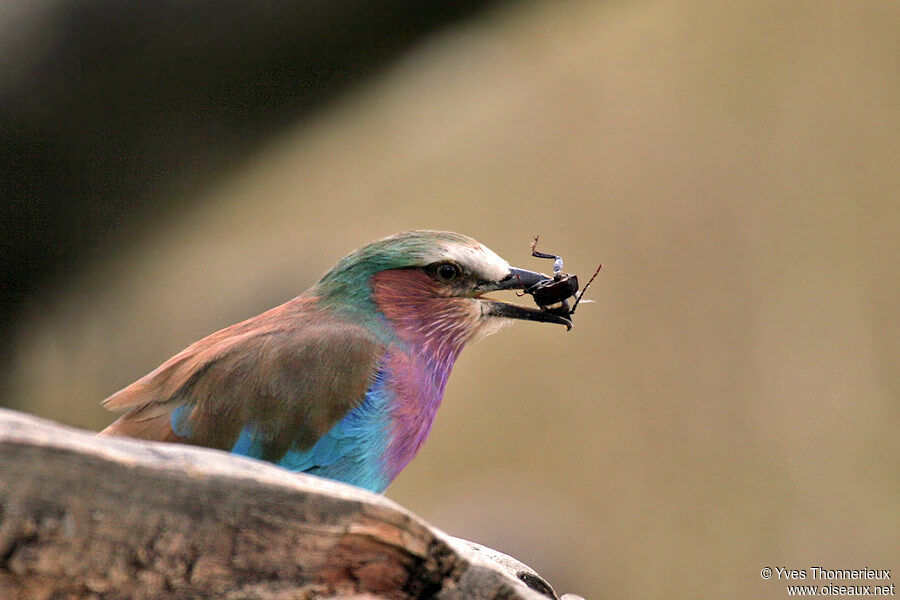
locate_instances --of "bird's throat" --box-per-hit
[370,269,478,481]
[370,269,480,358]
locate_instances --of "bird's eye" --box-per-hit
[431,262,461,283]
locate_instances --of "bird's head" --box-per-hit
[312,230,570,349]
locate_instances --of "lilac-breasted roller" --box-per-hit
[100,231,570,492]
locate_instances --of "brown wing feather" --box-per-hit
[99,295,384,460]
[101,412,186,443]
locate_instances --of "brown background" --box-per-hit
[6,1,898,598]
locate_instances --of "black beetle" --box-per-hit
[519,237,601,319]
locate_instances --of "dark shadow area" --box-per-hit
[0,0,504,380]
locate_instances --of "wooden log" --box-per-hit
[0,409,580,600]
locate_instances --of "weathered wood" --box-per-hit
[0,409,574,600]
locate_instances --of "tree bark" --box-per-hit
[0,408,573,600]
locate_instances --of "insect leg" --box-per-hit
[530,236,564,273]
[512,270,528,296]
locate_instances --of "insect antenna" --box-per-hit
[570,263,602,314]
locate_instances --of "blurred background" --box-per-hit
[2,1,898,598]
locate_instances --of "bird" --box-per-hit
[100,230,571,493]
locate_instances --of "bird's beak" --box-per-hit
[476,267,573,330]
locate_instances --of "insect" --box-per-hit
[519,236,601,320]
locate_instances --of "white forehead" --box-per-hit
[434,239,510,282]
